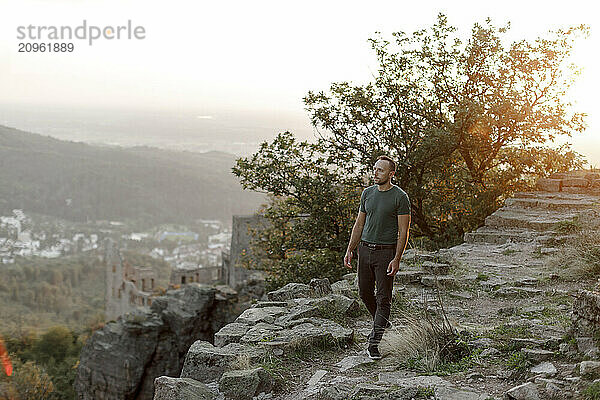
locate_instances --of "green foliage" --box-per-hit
[584,382,600,400]
[0,358,55,400]
[554,216,583,233]
[0,251,170,337]
[505,351,531,372]
[2,325,83,400]
[304,14,586,243]
[490,324,533,340]
[415,386,436,399]
[476,273,489,281]
[265,249,347,292]
[233,14,587,288]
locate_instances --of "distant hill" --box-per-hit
[0,125,265,225]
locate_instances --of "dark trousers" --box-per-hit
[357,243,395,346]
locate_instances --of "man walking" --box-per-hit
[344,155,411,359]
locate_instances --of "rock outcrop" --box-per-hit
[153,278,358,399]
[75,283,242,400]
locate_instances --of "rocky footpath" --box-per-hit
[151,171,600,400]
[75,284,243,400]
[153,277,494,400]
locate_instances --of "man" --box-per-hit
[344,155,411,360]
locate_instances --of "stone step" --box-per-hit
[505,196,599,211]
[512,191,600,201]
[484,208,578,231]
[421,275,457,288]
[464,227,542,244]
[422,261,451,275]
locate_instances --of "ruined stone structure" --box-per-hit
[221,214,265,288]
[105,238,156,322]
[169,262,221,286]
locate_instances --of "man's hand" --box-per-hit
[387,258,400,276]
[343,250,353,269]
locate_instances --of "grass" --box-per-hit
[381,289,472,373]
[475,272,489,281]
[584,382,600,400]
[554,216,583,234]
[505,351,531,379]
[489,324,533,340]
[548,213,600,278]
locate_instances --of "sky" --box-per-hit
[0,0,598,165]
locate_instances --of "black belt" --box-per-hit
[360,241,396,249]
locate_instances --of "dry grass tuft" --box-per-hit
[549,210,600,278]
[380,290,469,372]
[229,353,252,370]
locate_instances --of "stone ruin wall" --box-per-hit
[537,170,600,194]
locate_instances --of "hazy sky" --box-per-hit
[1,0,598,165]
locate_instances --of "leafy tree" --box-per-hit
[233,133,361,289]
[0,358,54,400]
[234,14,588,287]
[304,14,586,245]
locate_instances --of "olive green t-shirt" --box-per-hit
[360,184,410,245]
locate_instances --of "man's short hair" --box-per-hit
[377,155,396,172]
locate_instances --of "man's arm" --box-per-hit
[387,214,411,276]
[344,211,366,269]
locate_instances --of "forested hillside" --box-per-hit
[0,250,171,337]
[0,125,264,225]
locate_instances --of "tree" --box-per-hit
[304,14,586,245]
[233,133,361,289]
[234,14,588,288]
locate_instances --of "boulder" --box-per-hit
[531,362,557,377]
[522,348,554,363]
[267,283,312,301]
[240,323,283,344]
[180,341,266,383]
[218,367,272,400]
[235,306,288,325]
[214,322,251,347]
[580,361,600,379]
[310,278,332,296]
[331,280,354,298]
[505,382,541,400]
[153,376,215,400]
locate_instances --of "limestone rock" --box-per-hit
[522,348,554,363]
[580,361,600,379]
[214,322,250,347]
[235,306,288,325]
[537,178,562,192]
[505,382,541,400]
[218,367,272,400]
[395,270,425,284]
[531,361,557,377]
[576,337,600,358]
[335,355,374,372]
[420,275,457,288]
[180,341,266,383]
[239,323,283,344]
[309,278,332,296]
[278,317,353,344]
[331,280,354,298]
[422,261,451,275]
[267,283,311,301]
[153,376,215,400]
[494,287,542,297]
[75,284,237,400]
